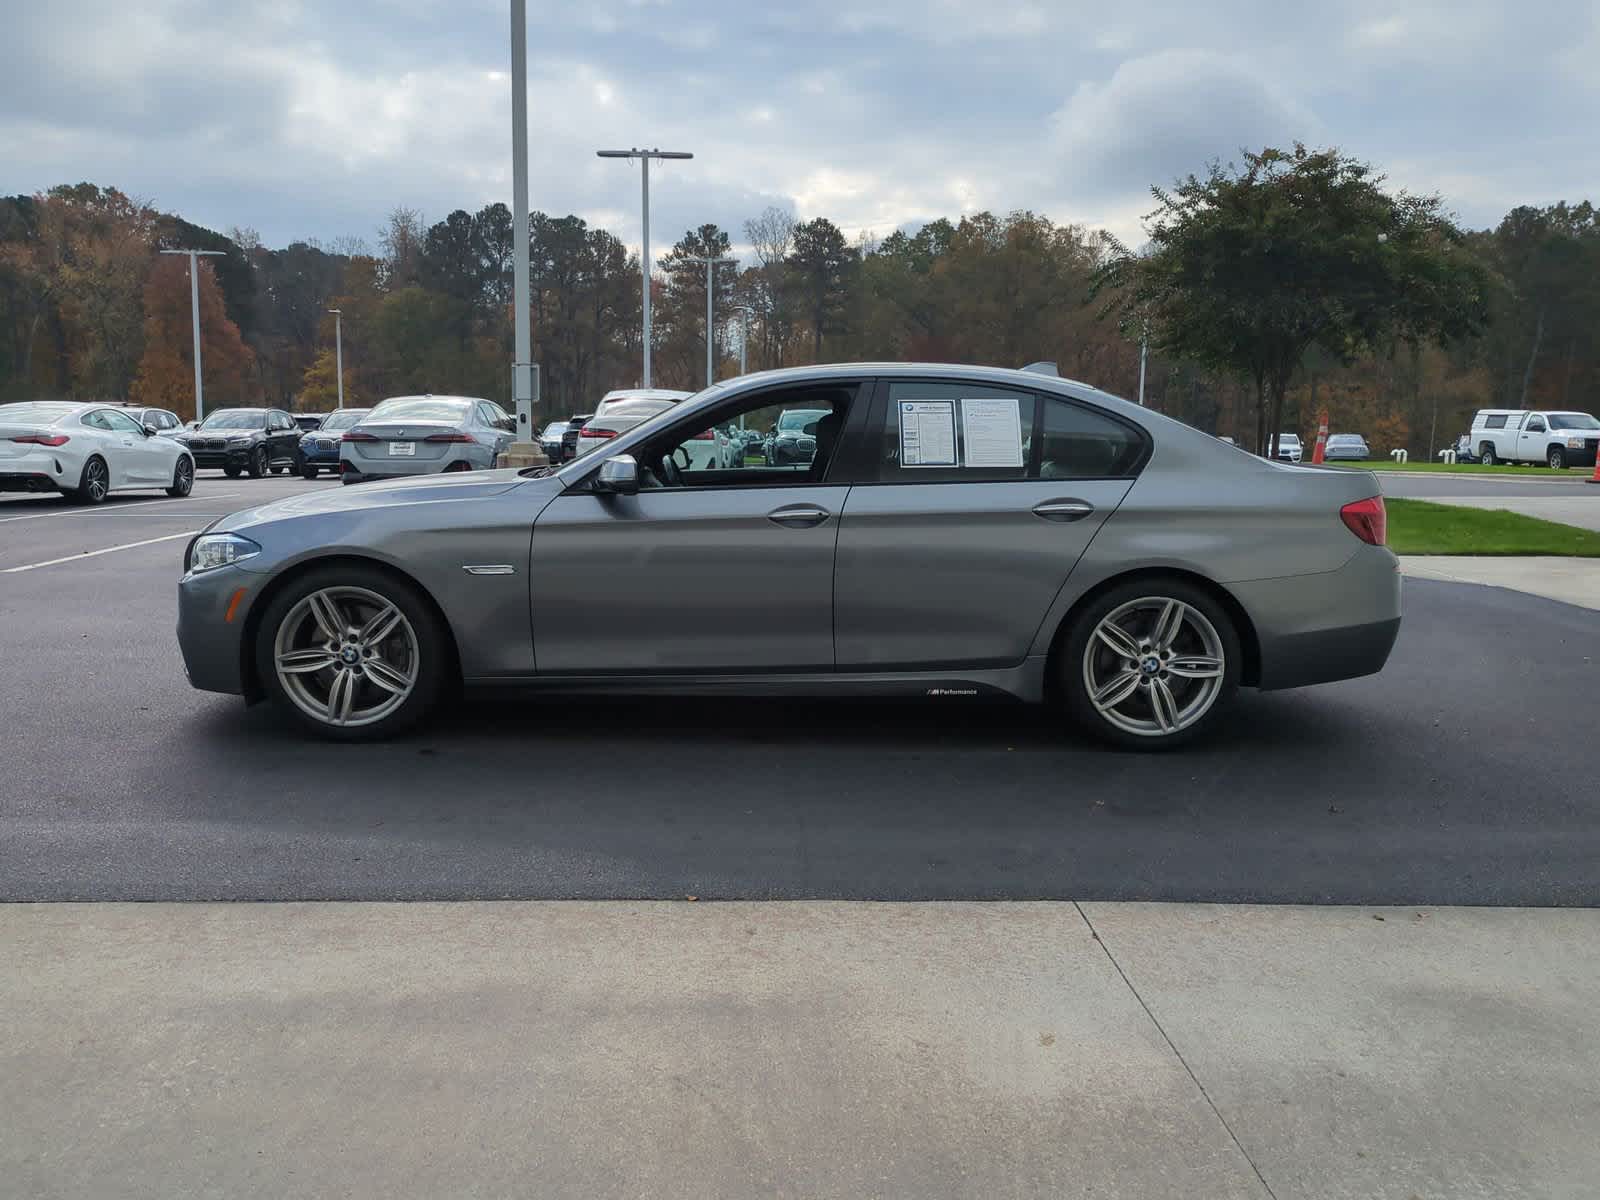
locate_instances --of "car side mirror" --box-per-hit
[593,454,639,496]
[142,423,159,437]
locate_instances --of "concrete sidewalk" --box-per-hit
[5,902,1598,1199]
[1401,554,1600,610]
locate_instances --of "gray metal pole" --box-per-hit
[598,149,692,390]
[511,0,531,415]
[188,252,204,422]
[330,310,344,409]
[705,258,713,388]
[160,248,222,422]
[1138,334,1147,407]
[641,154,650,387]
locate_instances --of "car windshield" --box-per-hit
[318,410,369,432]
[778,409,829,432]
[0,402,77,424]
[200,410,265,430]
[1279,434,1301,444]
[367,398,471,423]
[1546,412,1599,430]
[541,422,568,436]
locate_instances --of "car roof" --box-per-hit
[377,394,487,404]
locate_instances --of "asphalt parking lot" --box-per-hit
[2,471,1596,906]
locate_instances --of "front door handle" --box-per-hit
[1032,498,1095,523]
[767,503,831,529]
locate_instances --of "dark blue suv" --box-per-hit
[298,408,370,479]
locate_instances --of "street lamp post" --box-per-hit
[158,248,224,422]
[509,0,536,444]
[732,304,753,375]
[327,309,344,410]
[684,255,734,388]
[597,148,693,387]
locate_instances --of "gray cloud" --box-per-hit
[1,0,1593,252]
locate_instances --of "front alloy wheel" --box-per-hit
[249,446,269,478]
[1548,448,1566,470]
[1063,580,1240,748]
[258,568,447,739]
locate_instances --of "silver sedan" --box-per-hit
[339,395,514,484]
[177,363,1401,747]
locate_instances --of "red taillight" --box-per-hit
[11,434,70,447]
[690,430,714,441]
[342,431,378,442]
[582,428,617,440]
[424,432,474,443]
[1340,496,1387,546]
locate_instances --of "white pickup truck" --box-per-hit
[1471,409,1600,469]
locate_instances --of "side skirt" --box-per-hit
[468,656,1051,703]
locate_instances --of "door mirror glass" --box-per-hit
[594,454,639,496]
[143,424,159,437]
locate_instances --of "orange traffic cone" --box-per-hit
[1589,444,1600,484]
[1311,409,1329,465]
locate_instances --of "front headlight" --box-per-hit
[226,436,253,447]
[189,533,261,573]
[1567,437,1584,449]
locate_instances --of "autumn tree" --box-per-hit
[655,224,736,389]
[131,254,255,418]
[1094,145,1490,456]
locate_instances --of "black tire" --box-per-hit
[1479,443,1497,466]
[1059,577,1242,750]
[166,455,195,498]
[224,465,242,478]
[1548,447,1566,470]
[255,563,450,741]
[248,445,269,478]
[70,455,111,505]
[301,464,319,480]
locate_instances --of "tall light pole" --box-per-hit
[159,248,224,422]
[732,304,753,375]
[684,255,734,388]
[325,309,345,410]
[509,0,535,441]
[597,148,693,387]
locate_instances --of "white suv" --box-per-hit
[1471,409,1600,469]
[1273,432,1303,463]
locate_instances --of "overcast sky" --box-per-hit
[5,0,1596,256]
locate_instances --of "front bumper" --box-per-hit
[187,446,253,469]
[176,562,255,696]
[1231,543,1403,690]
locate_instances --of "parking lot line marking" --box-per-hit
[0,494,241,525]
[1,530,199,574]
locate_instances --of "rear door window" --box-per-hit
[875,382,1035,482]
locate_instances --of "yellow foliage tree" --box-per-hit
[297,348,360,411]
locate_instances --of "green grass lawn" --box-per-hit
[1335,459,1589,477]
[1386,498,1600,556]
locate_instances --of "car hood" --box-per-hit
[213,468,536,534]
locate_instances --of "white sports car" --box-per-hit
[0,401,196,503]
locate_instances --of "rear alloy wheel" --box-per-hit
[257,568,447,740]
[72,456,110,505]
[166,456,194,498]
[1062,580,1240,749]
[248,446,269,478]
[1548,447,1566,470]
[1479,443,1497,466]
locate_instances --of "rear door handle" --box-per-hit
[1032,498,1095,522]
[767,504,831,529]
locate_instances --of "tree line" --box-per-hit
[1,157,1596,458]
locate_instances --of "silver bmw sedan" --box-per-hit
[176,363,1401,748]
[339,394,515,484]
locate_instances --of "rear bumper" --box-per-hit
[1231,543,1403,690]
[0,471,64,493]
